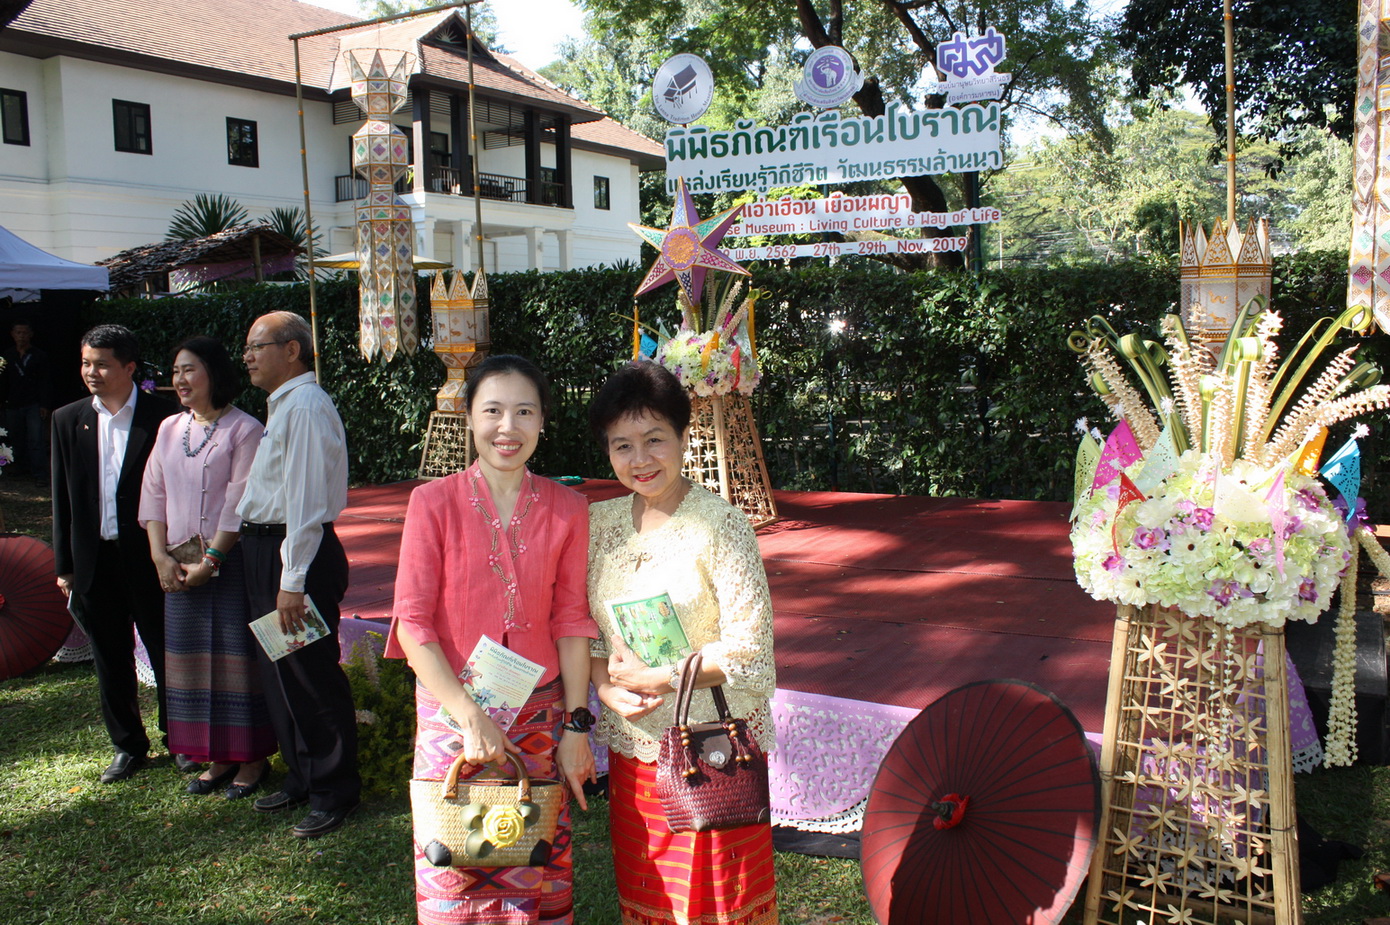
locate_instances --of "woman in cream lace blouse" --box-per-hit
[587,361,777,925]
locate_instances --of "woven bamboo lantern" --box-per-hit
[346,48,418,361]
[428,269,490,413]
[1178,218,1271,355]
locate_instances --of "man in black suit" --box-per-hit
[52,324,183,783]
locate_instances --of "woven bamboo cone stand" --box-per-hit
[682,394,777,528]
[1082,604,1301,925]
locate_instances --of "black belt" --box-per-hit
[240,521,287,537]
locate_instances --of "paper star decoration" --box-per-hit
[629,177,749,302]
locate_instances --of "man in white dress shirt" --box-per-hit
[236,311,360,838]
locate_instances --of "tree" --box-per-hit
[568,0,1121,267]
[990,104,1310,264]
[1120,0,1356,161]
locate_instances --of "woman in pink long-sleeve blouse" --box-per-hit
[139,336,274,799]
[386,354,598,925]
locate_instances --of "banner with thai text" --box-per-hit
[730,195,1001,236]
[727,238,971,261]
[663,103,1002,194]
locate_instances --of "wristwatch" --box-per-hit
[562,707,595,733]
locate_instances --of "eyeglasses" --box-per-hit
[242,340,285,356]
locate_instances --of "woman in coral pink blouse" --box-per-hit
[387,354,598,925]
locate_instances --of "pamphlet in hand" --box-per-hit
[248,595,331,661]
[604,590,692,667]
[437,635,545,735]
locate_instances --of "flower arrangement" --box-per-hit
[1072,450,1350,629]
[1072,300,1390,766]
[0,427,13,474]
[647,280,762,397]
[1071,304,1388,626]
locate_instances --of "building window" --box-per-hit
[113,99,152,154]
[594,176,610,210]
[227,117,258,167]
[1,89,29,146]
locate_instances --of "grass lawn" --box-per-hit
[3,479,1388,923]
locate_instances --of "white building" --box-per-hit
[0,0,664,273]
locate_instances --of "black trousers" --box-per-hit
[68,540,168,757]
[242,525,360,812]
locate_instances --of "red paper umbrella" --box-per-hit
[861,679,1100,925]
[0,534,72,681]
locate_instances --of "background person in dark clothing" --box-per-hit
[4,319,53,478]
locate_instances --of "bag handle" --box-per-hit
[442,749,531,802]
[673,652,734,726]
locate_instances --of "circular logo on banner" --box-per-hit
[795,46,864,109]
[653,53,715,124]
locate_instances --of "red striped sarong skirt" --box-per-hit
[608,751,778,925]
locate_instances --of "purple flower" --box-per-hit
[1282,515,1303,540]
[1103,554,1126,573]
[1191,507,1215,530]
[1207,580,1240,607]
[1132,527,1166,550]
[139,378,156,393]
[1297,577,1319,603]
[1295,488,1322,512]
[1332,495,1374,533]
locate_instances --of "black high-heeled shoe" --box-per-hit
[186,763,239,795]
[224,762,270,801]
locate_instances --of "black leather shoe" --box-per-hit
[186,764,239,795]
[100,752,149,784]
[253,790,309,814]
[292,804,358,839]
[224,763,270,801]
[172,753,202,774]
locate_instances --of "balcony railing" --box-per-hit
[336,170,571,207]
[334,175,408,202]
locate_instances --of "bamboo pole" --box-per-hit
[1223,0,1237,225]
[1082,604,1136,925]
[1261,624,1303,925]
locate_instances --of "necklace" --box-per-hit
[182,412,220,457]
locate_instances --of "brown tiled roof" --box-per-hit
[7,0,603,120]
[6,0,351,87]
[573,118,665,169]
[97,224,301,292]
[7,0,662,162]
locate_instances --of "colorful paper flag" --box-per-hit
[1320,435,1363,514]
[1266,469,1288,577]
[1091,420,1142,492]
[1133,424,1179,496]
[1112,473,1146,556]
[1295,427,1329,476]
[1071,433,1102,521]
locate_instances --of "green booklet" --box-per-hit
[604,591,693,667]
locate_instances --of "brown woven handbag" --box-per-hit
[655,653,771,833]
[411,751,562,868]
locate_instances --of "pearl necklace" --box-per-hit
[183,412,220,457]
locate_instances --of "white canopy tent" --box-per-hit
[0,225,109,302]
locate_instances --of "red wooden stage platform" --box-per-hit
[336,479,1113,736]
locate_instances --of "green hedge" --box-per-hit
[92,250,1368,505]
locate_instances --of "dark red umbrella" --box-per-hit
[861,679,1100,925]
[0,534,72,681]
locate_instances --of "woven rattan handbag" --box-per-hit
[411,751,562,868]
[655,653,771,833]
